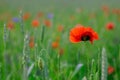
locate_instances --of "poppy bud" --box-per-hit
[38,58,44,70]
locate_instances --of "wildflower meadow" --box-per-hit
[0,0,120,80]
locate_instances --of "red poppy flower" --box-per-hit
[102,5,109,16]
[106,22,115,30]
[32,19,40,28]
[22,12,30,21]
[37,12,44,18]
[29,36,34,48]
[44,20,51,27]
[102,5,109,13]
[108,66,114,75]
[52,41,59,49]
[69,24,99,43]
[58,25,64,32]
[7,21,14,30]
[102,5,109,11]
[112,8,120,15]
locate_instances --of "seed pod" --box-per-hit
[38,57,44,70]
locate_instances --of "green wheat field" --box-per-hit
[0,0,120,80]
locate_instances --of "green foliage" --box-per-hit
[0,2,120,80]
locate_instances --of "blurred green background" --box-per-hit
[1,0,120,13]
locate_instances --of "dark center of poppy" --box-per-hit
[81,35,90,41]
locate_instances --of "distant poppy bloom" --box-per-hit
[37,12,44,18]
[58,48,64,56]
[44,20,51,27]
[32,19,40,28]
[102,5,109,11]
[102,5,109,16]
[108,66,114,75]
[7,21,15,30]
[58,25,64,32]
[106,22,115,30]
[22,12,30,20]
[29,36,34,48]
[112,8,120,15]
[69,24,99,43]
[52,41,59,49]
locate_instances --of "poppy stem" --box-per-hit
[118,44,120,66]
[0,63,1,79]
[35,44,37,63]
[113,44,120,80]
[58,54,60,80]
[42,69,45,80]
[113,59,119,80]
[41,25,45,43]
[97,48,101,79]
[87,58,90,78]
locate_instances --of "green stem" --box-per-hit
[42,69,45,80]
[41,25,45,43]
[58,54,60,80]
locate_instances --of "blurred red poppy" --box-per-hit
[58,25,64,32]
[32,19,40,28]
[112,8,120,15]
[23,12,30,20]
[102,5,109,13]
[52,41,59,49]
[102,5,109,16]
[69,24,99,43]
[29,36,34,48]
[7,21,14,30]
[44,20,51,27]
[108,66,114,75]
[106,22,115,30]
[37,12,44,18]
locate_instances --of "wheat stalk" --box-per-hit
[22,33,30,80]
[19,10,24,34]
[101,47,108,80]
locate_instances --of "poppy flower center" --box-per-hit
[81,35,90,41]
